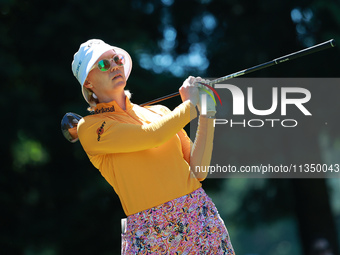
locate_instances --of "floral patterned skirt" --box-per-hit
[121,187,235,254]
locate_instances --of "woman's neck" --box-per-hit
[98,91,127,110]
[113,93,127,110]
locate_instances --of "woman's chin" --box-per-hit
[112,78,126,88]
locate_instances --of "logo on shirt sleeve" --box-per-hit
[96,121,106,141]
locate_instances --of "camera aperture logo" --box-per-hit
[200,82,312,128]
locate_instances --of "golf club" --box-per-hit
[61,39,336,143]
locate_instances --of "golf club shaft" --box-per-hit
[141,39,335,107]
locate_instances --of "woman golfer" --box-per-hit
[71,39,235,254]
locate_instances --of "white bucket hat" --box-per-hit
[71,39,132,103]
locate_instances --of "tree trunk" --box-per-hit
[291,178,339,255]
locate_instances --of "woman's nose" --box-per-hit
[110,60,120,71]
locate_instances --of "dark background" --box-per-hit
[1,0,340,254]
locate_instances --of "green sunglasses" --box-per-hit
[90,54,125,72]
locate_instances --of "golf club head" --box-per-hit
[61,112,83,143]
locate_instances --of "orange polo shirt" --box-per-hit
[77,97,203,216]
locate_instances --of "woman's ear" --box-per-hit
[84,80,93,88]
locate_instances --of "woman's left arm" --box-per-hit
[177,116,215,182]
[191,116,215,181]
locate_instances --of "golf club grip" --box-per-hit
[273,39,335,63]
